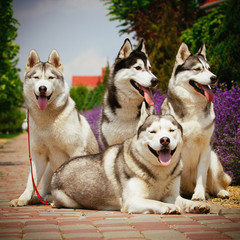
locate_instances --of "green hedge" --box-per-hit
[181,0,240,87]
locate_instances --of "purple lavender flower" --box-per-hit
[83,85,240,184]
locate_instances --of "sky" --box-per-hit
[12,0,136,87]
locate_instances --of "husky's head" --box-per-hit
[136,103,183,166]
[24,50,68,111]
[171,42,217,103]
[112,39,158,106]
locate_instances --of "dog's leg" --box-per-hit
[122,198,181,214]
[163,174,210,213]
[175,196,210,214]
[207,150,231,198]
[122,178,181,214]
[30,163,53,204]
[9,154,48,207]
[192,146,211,201]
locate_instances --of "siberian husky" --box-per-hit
[51,103,209,214]
[10,50,100,207]
[161,42,231,200]
[100,38,158,148]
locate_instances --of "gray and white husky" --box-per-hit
[10,50,100,207]
[161,42,231,201]
[100,38,158,148]
[51,103,209,214]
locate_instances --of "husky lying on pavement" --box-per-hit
[51,103,210,214]
[10,50,100,207]
[161,42,231,201]
[100,38,158,149]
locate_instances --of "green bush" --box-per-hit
[70,66,109,111]
[0,0,24,133]
[0,107,25,133]
[181,0,240,87]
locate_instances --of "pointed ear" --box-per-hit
[48,50,63,72]
[137,102,150,130]
[197,43,207,60]
[136,39,146,54]
[25,50,40,73]
[117,38,132,59]
[176,42,191,65]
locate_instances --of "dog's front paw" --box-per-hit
[191,191,205,201]
[162,204,181,215]
[189,202,210,214]
[217,190,229,199]
[9,198,30,207]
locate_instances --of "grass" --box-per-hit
[0,132,22,139]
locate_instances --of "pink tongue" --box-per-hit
[201,85,214,102]
[158,151,171,166]
[37,96,48,110]
[140,86,154,106]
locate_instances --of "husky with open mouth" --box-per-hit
[51,103,209,214]
[10,50,100,207]
[100,38,158,148]
[161,42,231,201]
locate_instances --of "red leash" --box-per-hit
[27,110,49,205]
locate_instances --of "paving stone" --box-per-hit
[224,231,240,240]
[23,231,62,239]
[60,224,96,230]
[23,225,59,230]
[131,222,170,231]
[185,232,231,239]
[102,230,142,239]
[142,230,187,240]
[206,222,240,229]
[62,232,103,238]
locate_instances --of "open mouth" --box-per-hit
[35,93,52,111]
[130,80,154,106]
[148,145,176,166]
[189,80,214,103]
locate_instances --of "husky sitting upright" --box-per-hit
[51,103,209,214]
[161,42,231,201]
[100,39,158,148]
[10,50,100,207]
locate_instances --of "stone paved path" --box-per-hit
[0,133,240,240]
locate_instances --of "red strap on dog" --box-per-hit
[27,110,49,205]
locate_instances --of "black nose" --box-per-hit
[39,86,47,93]
[160,137,170,146]
[151,77,159,87]
[210,75,217,84]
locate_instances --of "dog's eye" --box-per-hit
[48,76,54,80]
[150,130,156,134]
[169,129,175,132]
[135,66,142,71]
[149,66,152,71]
[33,76,39,79]
[194,68,201,71]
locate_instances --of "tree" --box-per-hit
[0,0,24,133]
[181,0,240,87]
[102,0,203,91]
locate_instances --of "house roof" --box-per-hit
[200,0,226,10]
[72,76,103,87]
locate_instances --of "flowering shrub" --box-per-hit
[82,106,103,150]
[213,85,240,185]
[83,86,240,185]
